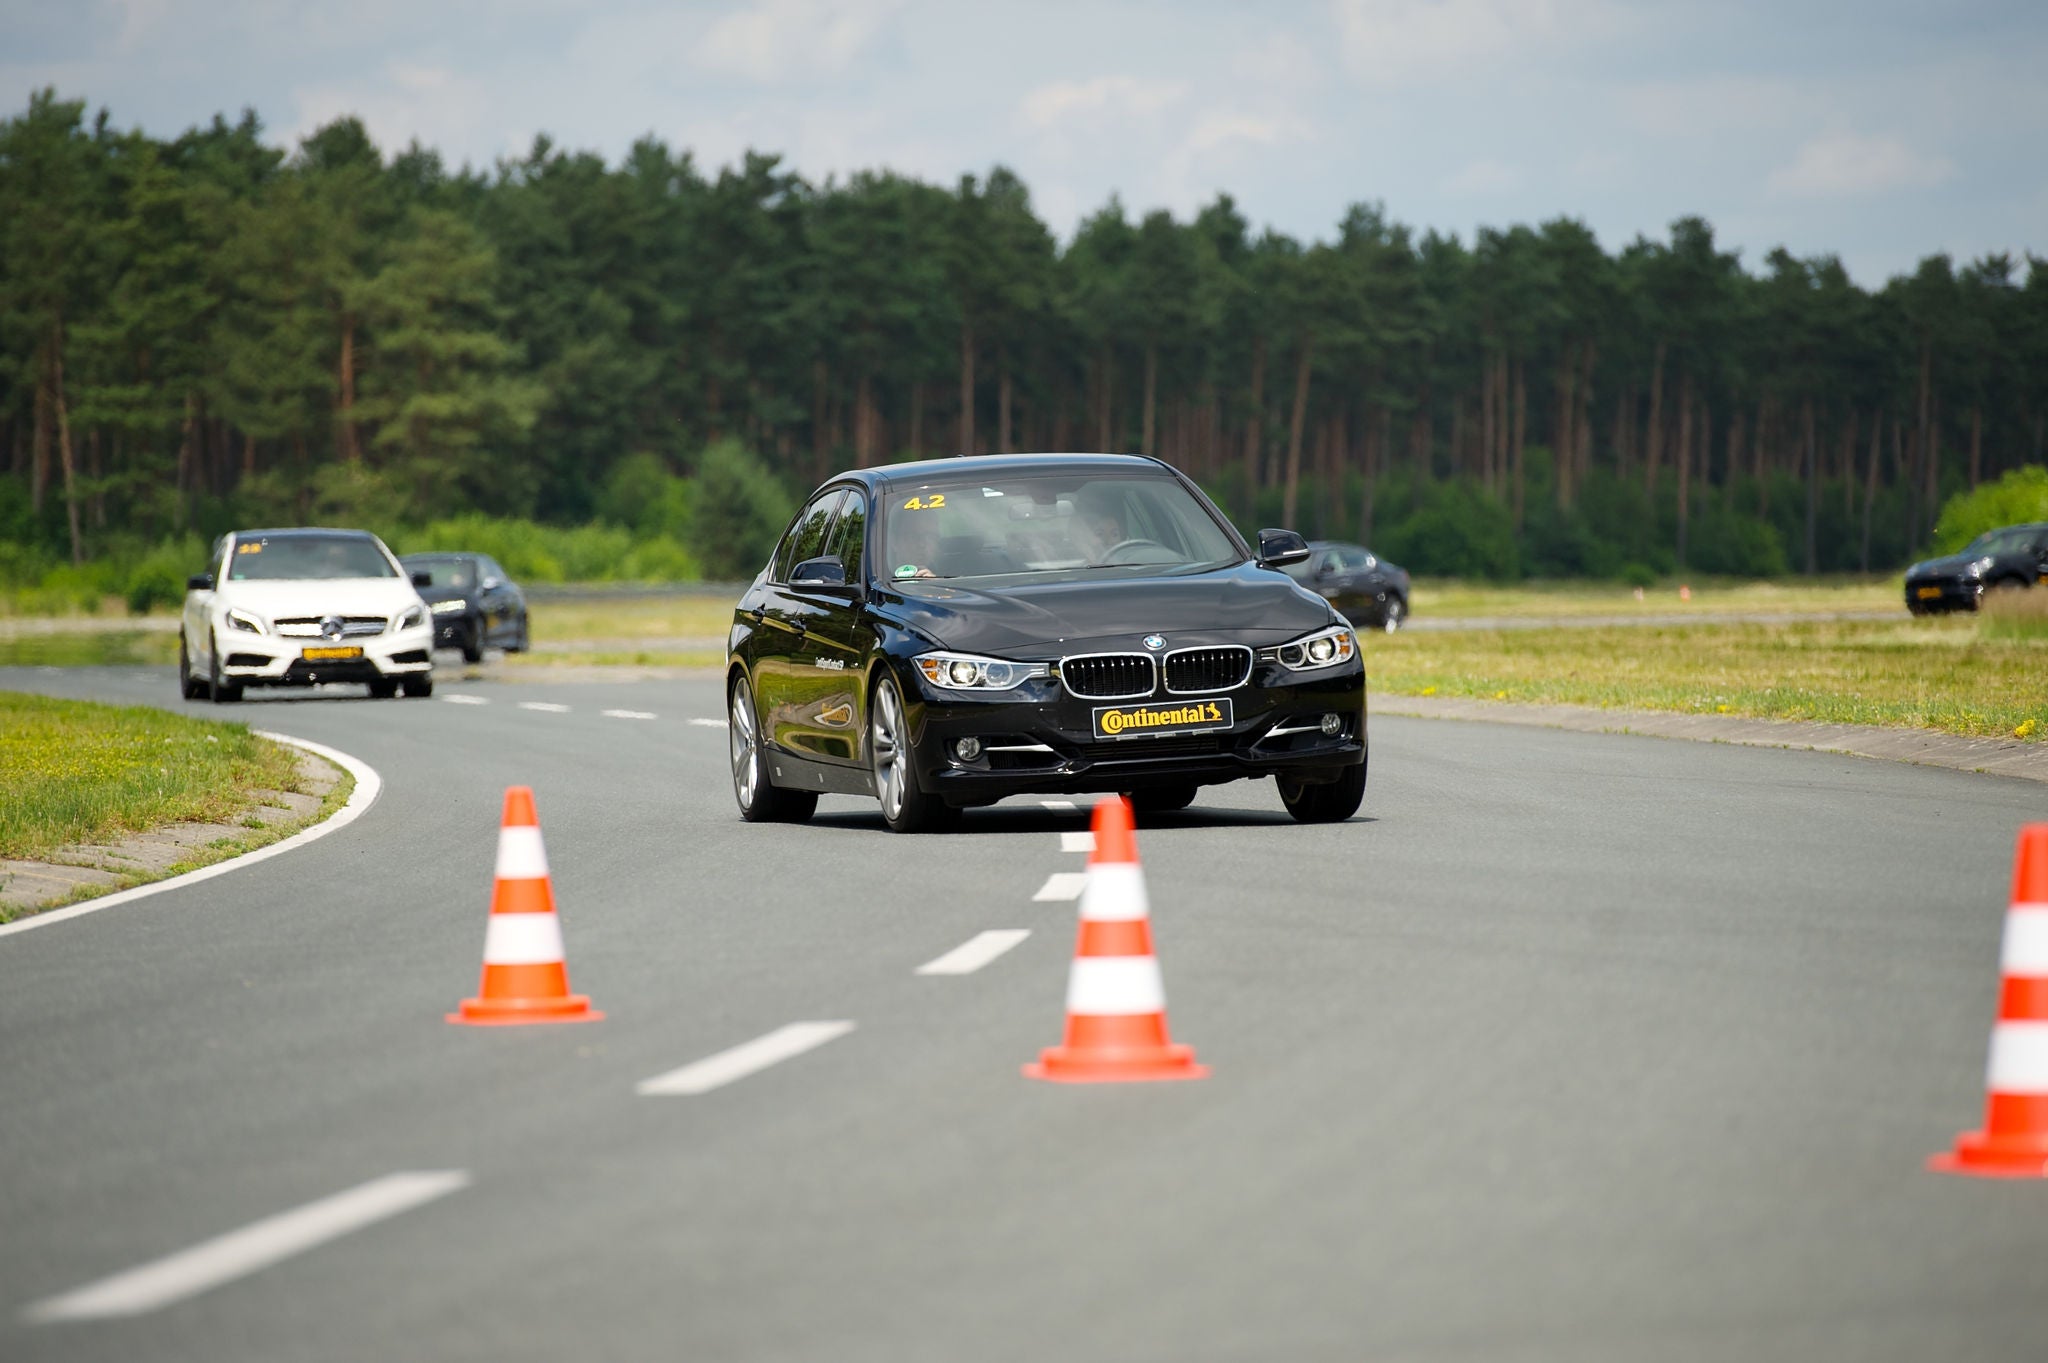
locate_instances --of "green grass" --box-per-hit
[0,631,178,667]
[0,692,303,860]
[1370,607,2048,740]
[1412,575,1902,619]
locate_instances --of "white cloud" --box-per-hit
[1018,76,1187,130]
[290,63,501,162]
[1442,157,1525,194]
[694,0,905,83]
[1767,131,1956,197]
[1332,0,1604,86]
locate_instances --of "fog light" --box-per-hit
[1319,713,1342,736]
[955,737,982,761]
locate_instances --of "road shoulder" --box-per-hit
[1375,693,2048,783]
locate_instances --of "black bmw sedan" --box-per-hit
[1281,540,1411,631]
[1903,523,2048,614]
[725,453,1367,832]
[398,552,531,661]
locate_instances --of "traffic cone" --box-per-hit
[1025,795,1207,1082]
[1931,823,2048,1176]
[447,787,602,1026]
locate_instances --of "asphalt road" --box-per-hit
[3,663,2046,1363]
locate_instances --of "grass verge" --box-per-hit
[1411,576,1902,618]
[1369,606,2047,741]
[0,692,304,860]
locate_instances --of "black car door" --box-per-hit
[793,490,870,767]
[752,491,846,758]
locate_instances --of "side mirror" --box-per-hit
[480,576,502,591]
[791,555,847,587]
[411,570,433,588]
[187,573,214,592]
[1256,529,1310,568]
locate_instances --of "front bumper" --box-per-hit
[1905,577,1980,613]
[899,656,1367,803]
[218,624,435,686]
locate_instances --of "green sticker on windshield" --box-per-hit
[894,563,919,578]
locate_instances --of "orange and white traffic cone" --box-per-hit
[1025,795,1207,1083]
[1931,823,2048,1176]
[447,786,602,1026]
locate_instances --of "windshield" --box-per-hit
[405,557,474,589]
[877,473,1241,582]
[1964,528,2033,555]
[228,534,398,581]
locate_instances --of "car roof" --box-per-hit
[229,527,377,540]
[398,551,475,560]
[836,452,1172,494]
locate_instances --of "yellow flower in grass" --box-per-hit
[1420,685,1437,696]
[2017,718,2039,740]
[1493,690,1508,700]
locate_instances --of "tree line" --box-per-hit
[3,87,2045,584]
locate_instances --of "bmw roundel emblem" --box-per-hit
[1142,634,1166,650]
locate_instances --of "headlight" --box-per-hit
[1269,624,1357,671]
[395,604,427,631]
[224,607,266,635]
[431,599,467,615]
[914,651,1049,691]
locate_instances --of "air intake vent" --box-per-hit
[1059,653,1155,700]
[1164,646,1252,694]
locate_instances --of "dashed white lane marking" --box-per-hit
[1060,831,1096,854]
[916,929,1031,975]
[0,734,380,941]
[441,694,489,705]
[1033,872,1089,902]
[22,1171,469,1323]
[1039,799,1079,812]
[518,702,570,713]
[688,717,727,728]
[636,1021,855,1096]
[602,709,658,720]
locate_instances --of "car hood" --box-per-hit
[1907,550,1990,576]
[211,578,423,621]
[877,561,1339,656]
[412,582,472,605]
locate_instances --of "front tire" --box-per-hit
[1278,759,1367,824]
[178,637,208,700]
[460,620,484,664]
[367,678,400,699]
[1129,783,1198,814]
[208,634,242,704]
[401,676,434,698]
[869,673,955,833]
[730,676,817,823]
[1381,596,1406,632]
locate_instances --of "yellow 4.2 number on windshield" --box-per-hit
[901,494,947,511]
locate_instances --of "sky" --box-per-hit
[3,0,2043,287]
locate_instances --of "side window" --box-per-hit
[823,492,867,583]
[773,492,845,583]
[209,537,228,582]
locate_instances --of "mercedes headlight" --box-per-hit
[914,651,1048,691]
[224,607,266,635]
[431,599,467,615]
[1270,624,1356,671]
[395,604,427,631]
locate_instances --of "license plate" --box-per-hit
[301,646,363,661]
[1915,586,1942,600]
[1091,698,1233,740]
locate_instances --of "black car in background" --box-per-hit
[398,553,531,661]
[1904,523,2048,614]
[724,453,1368,833]
[1282,540,1412,631]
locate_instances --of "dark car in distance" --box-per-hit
[1904,523,2048,614]
[1281,540,1411,631]
[398,553,531,661]
[724,453,1368,833]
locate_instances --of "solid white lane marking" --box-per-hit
[519,701,570,713]
[1033,872,1089,902]
[637,1021,855,1096]
[441,694,489,705]
[602,709,658,720]
[1039,799,1078,812]
[23,1171,469,1323]
[916,929,1030,976]
[0,734,380,941]
[688,717,727,728]
[1060,831,1096,854]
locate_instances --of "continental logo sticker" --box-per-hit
[1092,698,1232,739]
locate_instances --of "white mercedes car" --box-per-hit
[179,528,436,702]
